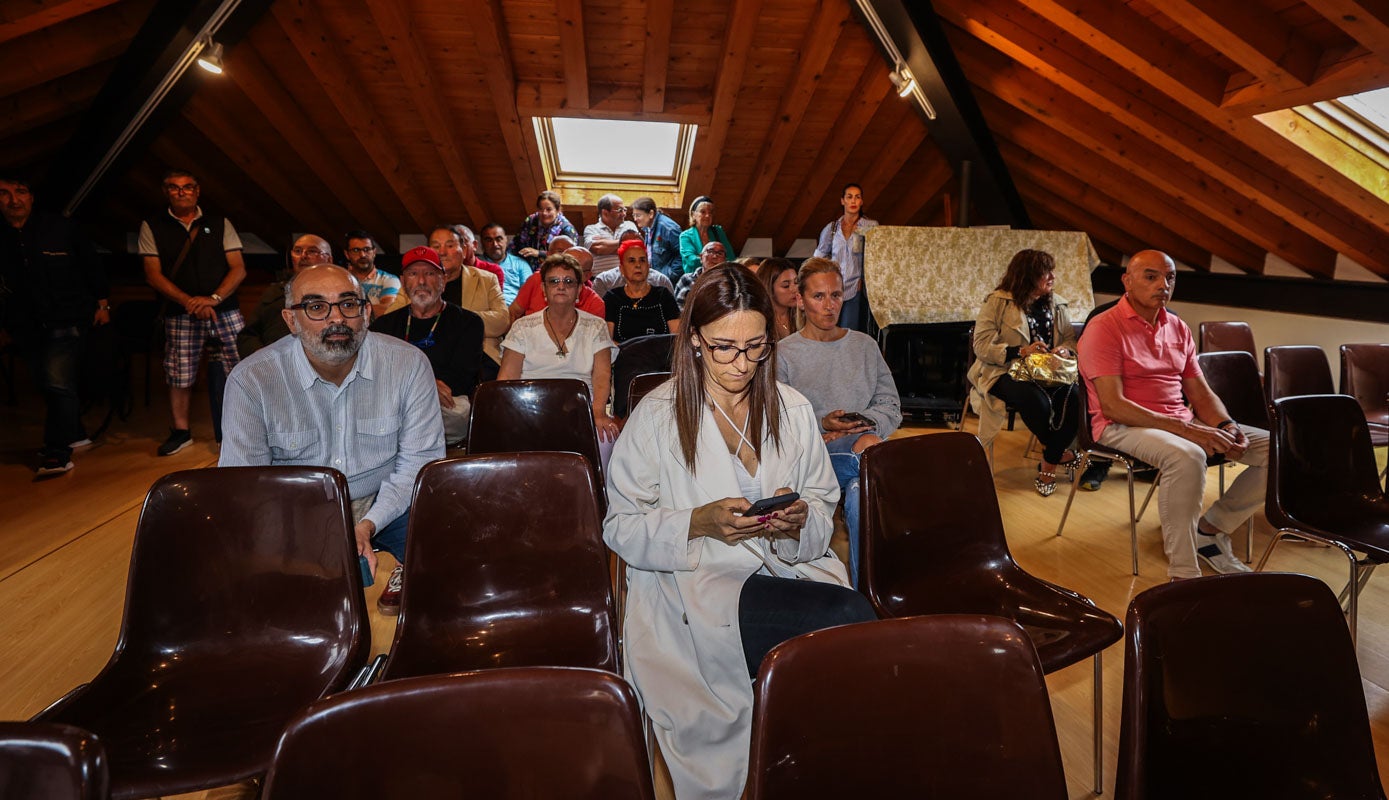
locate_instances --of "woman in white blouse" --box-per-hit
[499,253,620,444]
[604,264,875,800]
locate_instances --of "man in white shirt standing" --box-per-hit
[582,193,638,276]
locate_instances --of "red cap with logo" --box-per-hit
[401,245,443,272]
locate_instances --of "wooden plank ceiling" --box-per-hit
[2,0,1389,281]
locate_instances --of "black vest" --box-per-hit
[145,212,237,315]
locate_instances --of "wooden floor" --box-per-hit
[2,374,1388,798]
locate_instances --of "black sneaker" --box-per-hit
[36,455,74,476]
[157,429,193,456]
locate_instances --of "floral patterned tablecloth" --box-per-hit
[863,227,1098,327]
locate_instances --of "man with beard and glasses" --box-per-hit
[371,247,483,446]
[220,265,444,616]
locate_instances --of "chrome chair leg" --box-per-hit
[1126,466,1138,576]
[1093,650,1103,795]
[1135,473,1160,523]
[1055,454,1090,537]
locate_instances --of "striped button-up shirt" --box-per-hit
[220,331,445,531]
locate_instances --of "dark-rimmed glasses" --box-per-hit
[697,334,773,364]
[289,297,367,320]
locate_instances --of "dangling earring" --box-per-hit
[693,348,702,357]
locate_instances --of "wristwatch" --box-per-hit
[210,292,223,303]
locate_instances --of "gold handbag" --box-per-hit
[1007,352,1078,388]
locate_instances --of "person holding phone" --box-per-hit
[604,264,874,800]
[776,257,902,587]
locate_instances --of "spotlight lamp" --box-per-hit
[196,40,225,74]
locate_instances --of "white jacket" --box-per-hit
[604,380,847,800]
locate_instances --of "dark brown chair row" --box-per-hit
[0,723,107,800]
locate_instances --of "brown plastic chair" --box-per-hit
[1256,394,1389,643]
[612,333,674,417]
[467,378,605,512]
[262,668,655,799]
[1116,573,1385,800]
[1340,343,1389,447]
[33,467,371,800]
[747,615,1067,800]
[1264,345,1334,404]
[860,433,1122,793]
[627,370,669,415]
[0,723,108,800]
[1196,349,1268,557]
[380,453,618,679]
[1197,320,1255,357]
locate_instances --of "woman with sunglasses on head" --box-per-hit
[604,265,875,800]
[776,257,900,586]
[499,253,620,447]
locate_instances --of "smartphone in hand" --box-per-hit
[743,492,800,516]
[838,412,873,427]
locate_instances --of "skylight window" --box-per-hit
[1254,89,1389,203]
[534,117,696,200]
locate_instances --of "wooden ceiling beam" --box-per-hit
[1157,0,1318,92]
[886,155,954,227]
[181,94,341,239]
[979,93,1266,273]
[0,2,142,97]
[227,40,400,239]
[1221,48,1389,112]
[1029,204,1126,265]
[771,57,894,252]
[556,0,589,110]
[684,0,763,203]
[1304,0,1389,55]
[948,32,1339,277]
[517,81,711,124]
[0,0,119,45]
[1001,142,1220,272]
[270,0,433,231]
[464,0,541,216]
[643,0,674,114]
[1007,0,1389,275]
[857,109,929,204]
[941,2,1363,276]
[364,0,489,227]
[730,0,852,244]
[0,62,109,139]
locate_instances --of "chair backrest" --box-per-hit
[1198,320,1255,356]
[612,333,675,417]
[467,379,604,505]
[262,668,655,800]
[116,467,368,681]
[1266,394,1386,536]
[627,371,669,415]
[1340,343,1389,428]
[860,432,1020,617]
[1264,345,1334,403]
[747,615,1066,800]
[382,453,618,679]
[0,723,107,800]
[1196,350,1269,429]
[1116,573,1382,800]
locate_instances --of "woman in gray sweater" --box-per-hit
[777,257,902,585]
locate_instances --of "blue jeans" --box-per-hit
[826,433,868,587]
[358,510,409,587]
[24,326,86,460]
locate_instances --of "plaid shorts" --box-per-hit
[164,309,245,388]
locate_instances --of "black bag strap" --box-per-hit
[156,225,200,317]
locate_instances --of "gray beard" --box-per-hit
[296,321,365,365]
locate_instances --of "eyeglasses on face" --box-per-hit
[545,277,578,286]
[290,297,367,320]
[164,183,199,194]
[291,247,329,257]
[697,335,773,364]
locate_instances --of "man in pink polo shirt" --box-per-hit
[1078,249,1268,579]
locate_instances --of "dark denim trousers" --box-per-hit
[24,326,86,459]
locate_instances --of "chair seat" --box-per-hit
[876,568,1122,673]
[46,653,342,799]
[1287,505,1389,564]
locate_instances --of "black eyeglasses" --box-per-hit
[164,183,198,194]
[290,297,367,320]
[697,334,773,364]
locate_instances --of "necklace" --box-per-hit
[406,311,441,350]
[627,283,650,308]
[543,308,575,357]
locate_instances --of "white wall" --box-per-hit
[1093,292,1389,367]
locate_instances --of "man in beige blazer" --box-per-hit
[429,224,509,380]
